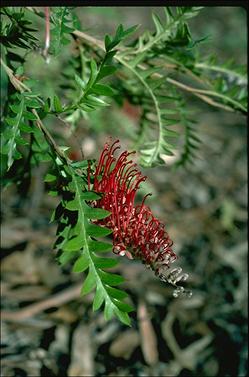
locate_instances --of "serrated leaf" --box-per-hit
[98,270,125,286]
[106,286,128,300]
[93,256,118,269]
[73,254,89,272]
[86,224,112,237]
[81,268,96,295]
[63,235,84,251]
[65,198,79,211]
[88,240,112,253]
[84,207,111,220]
[80,191,101,200]
[6,97,24,170]
[58,249,77,265]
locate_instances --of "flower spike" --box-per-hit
[88,139,191,296]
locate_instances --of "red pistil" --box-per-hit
[88,139,177,272]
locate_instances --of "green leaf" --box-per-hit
[104,34,112,51]
[123,24,140,38]
[50,7,74,55]
[73,254,89,272]
[81,267,97,295]
[5,96,25,170]
[65,198,79,211]
[63,235,84,251]
[93,256,118,269]
[98,270,125,286]
[86,223,112,237]
[84,207,111,220]
[85,95,108,107]
[58,250,77,265]
[53,95,63,112]
[44,173,57,182]
[106,286,128,300]
[93,285,105,311]
[25,99,41,109]
[71,160,89,169]
[74,74,86,90]
[19,123,33,132]
[104,301,114,320]
[91,83,115,96]
[152,13,164,34]
[23,111,37,120]
[85,59,98,91]
[88,240,112,253]
[114,300,134,313]
[113,308,131,326]
[96,66,117,82]
[80,191,101,200]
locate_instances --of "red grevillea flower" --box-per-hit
[88,139,177,277]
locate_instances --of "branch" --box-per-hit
[72,30,247,115]
[1,58,31,93]
[1,283,82,322]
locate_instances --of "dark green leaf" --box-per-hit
[63,235,84,251]
[65,198,79,211]
[81,191,101,200]
[91,83,115,96]
[84,207,111,220]
[93,256,118,269]
[98,270,125,286]
[53,95,63,112]
[86,224,112,237]
[88,240,112,253]
[96,66,117,82]
[106,286,128,300]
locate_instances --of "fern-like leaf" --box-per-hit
[53,164,133,326]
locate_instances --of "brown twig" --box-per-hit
[1,283,82,322]
[0,58,31,93]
